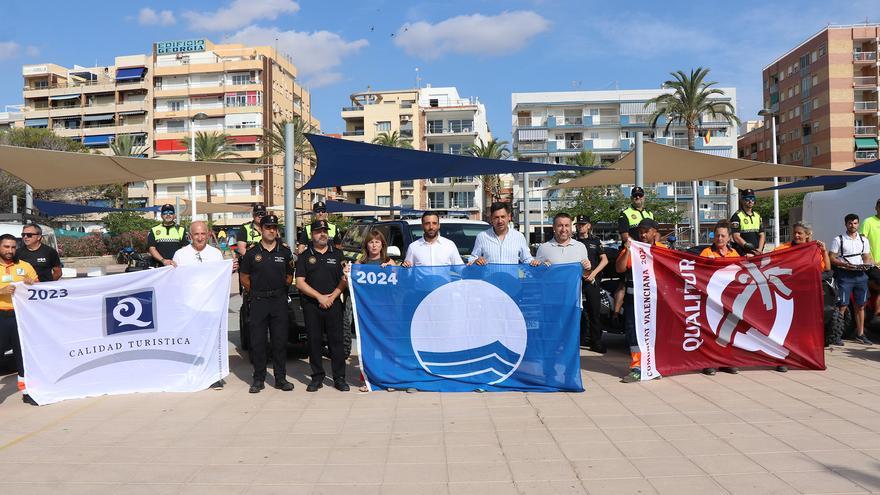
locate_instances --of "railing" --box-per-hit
[425,127,474,134]
[853,76,878,86]
[856,150,878,160]
[675,186,693,196]
[855,125,877,134]
[563,140,583,150]
[704,186,728,195]
[672,138,690,148]
[341,106,363,111]
[561,116,583,125]
[855,101,878,111]
[854,51,877,61]
[516,142,546,151]
[226,123,262,129]
[594,116,621,124]
[342,130,364,136]
[400,180,414,188]
[517,117,536,127]
[400,103,413,109]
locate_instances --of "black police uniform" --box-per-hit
[295,239,347,385]
[239,232,294,386]
[17,243,61,282]
[577,228,606,349]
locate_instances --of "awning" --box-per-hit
[49,94,81,101]
[267,201,402,214]
[24,118,48,127]
[855,137,878,150]
[34,200,159,216]
[82,114,114,122]
[302,133,594,190]
[552,141,870,189]
[115,67,146,81]
[179,199,252,215]
[69,71,97,81]
[0,145,262,190]
[620,102,655,115]
[230,135,259,144]
[118,110,146,116]
[518,129,547,141]
[83,135,113,145]
[761,160,880,191]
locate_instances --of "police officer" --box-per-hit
[147,204,187,267]
[238,214,295,393]
[237,203,267,256]
[296,220,349,392]
[299,202,340,251]
[575,215,609,353]
[617,186,654,243]
[730,188,765,255]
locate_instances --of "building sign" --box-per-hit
[23,65,48,75]
[155,39,206,55]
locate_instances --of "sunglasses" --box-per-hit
[161,211,175,215]
[314,209,327,214]
[21,233,40,238]
[255,212,266,217]
[743,197,756,202]
[632,194,645,199]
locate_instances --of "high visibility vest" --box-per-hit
[622,207,654,228]
[305,222,337,239]
[733,210,762,234]
[150,224,185,242]
[242,222,262,244]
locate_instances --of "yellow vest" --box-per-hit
[305,222,337,238]
[733,210,762,233]
[622,207,654,227]
[242,222,262,244]
[1,260,37,311]
[150,224,185,241]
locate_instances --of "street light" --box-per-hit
[758,108,780,245]
[190,112,209,219]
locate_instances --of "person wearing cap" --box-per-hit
[148,204,188,267]
[730,189,765,255]
[617,187,654,244]
[615,218,666,383]
[238,214,296,394]
[300,201,340,248]
[859,198,880,323]
[236,203,267,256]
[296,219,350,392]
[575,215,609,352]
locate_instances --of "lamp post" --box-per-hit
[189,112,209,219]
[758,108,780,245]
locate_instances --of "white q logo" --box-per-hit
[112,297,153,328]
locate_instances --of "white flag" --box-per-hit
[13,261,232,405]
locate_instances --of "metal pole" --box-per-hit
[190,122,198,219]
[175,196,181,220]
[692,180,700,244]
[770,115,780,245]
[523,172,530,238]
[25,185,33,214]
[284,122,296,244]
[634,132,644,188]
[11,194,17,214]
[539,188,545,243]
[728,179,737,219]
[673,183,678,238]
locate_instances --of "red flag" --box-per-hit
[630,241,825,380]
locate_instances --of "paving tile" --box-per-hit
[507,460,579,482]
[447,462,512,483]
[629,456,703,478]
[380,483,449,495]
[382,463,448,483]
[689,454,767,476]
[514,480,588,494]
[572,458,642,480]
[775,469,870,494]
[747,452,825,473]
[446,481,520,495]
[711,473,800,494]
[647,476,727,495]
[580,477,658,495]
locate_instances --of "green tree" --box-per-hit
[108,134,150,208]
[754,192,806,227]
[180,131,241,220]
[103,211,159,236]
[468,138,510,205]
[261,117,316,162]
[549,187,683,225]
[372,131,413,211]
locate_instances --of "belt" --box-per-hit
[251,288,286,298]
[0,309,15,317]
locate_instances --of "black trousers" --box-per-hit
[249,295,288,382]
[303,300,346,381]
[0,312,23,378]
[580,280,603,346]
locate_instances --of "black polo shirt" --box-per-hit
[239,241,294,291]
[294,243,344,305]
[147,224,188,261]
[577,234,605,269]
[17,244,62,282]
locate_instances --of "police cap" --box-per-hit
[740,189,756,199]
[260,214,279,227]
[313,201,327,212]
[160,204,175,214]
[252,203,267,215]
[309,220,329,233]
[575,215,591,224]
[631,186,645,197]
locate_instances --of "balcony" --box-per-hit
[342,130,364,136]
[341,106,363,112]
[424,126,477,136]
[516,141,546,152]
[853,51,877,62]
[855,125,878,135]
[854,76,878,87]
[562,140,583,150]
[856,150,878,161]
[517,117,543,127]
[854,101,878,111]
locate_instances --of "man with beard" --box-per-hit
[0,234,38,404]
[469,202,540,266]
[17,224,61,282]
[402,211,464,267]
[148,204,188,267]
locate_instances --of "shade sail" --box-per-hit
[0,145,262,190]
[552,141,870,189]
[34,200,159,216]
[267,201,402,214]
[734,180,821,197]
[180,199,252,215]
[761,160,880,191]
[302,133,594,190]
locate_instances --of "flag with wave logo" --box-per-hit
[350,263,584,392]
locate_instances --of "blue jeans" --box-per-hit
[835,270,868,307]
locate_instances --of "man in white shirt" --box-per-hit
[829,213,875,345]
[402,212,463,267]
[173,220,235,389]
[470,202,540,266]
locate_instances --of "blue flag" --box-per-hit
[350,263,584,392]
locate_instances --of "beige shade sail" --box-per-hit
[0,145,263,190]
[551,142,869,189]
[178,199,253,215]
[733,180,822,198]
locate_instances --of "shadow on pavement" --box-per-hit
[827,463,880,492]
[0,373,17,405]
[841,346,879,362]
[579,333,629,379]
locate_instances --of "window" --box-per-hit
[814,145,820,156]
[812,75,818,87]
[813,121,820,130]
[377,195,390,206]
[812,98,819,110]
[818,44,826,57]
[794,106,800,117]
[231,72,252,85]
[448,119,473,132]
[802,102,810,119]
[428,192,445,208]
[589,108,599,116]
[166,120,185,131]
[590,132,599,139]
[448,143,467,155]
[169,100,184,111]
[449,191,475,208]
[427,143,443,153]
[426,120,442,133]
[811,51,818,63]
[376,121,391,131]
[225,91,261,107]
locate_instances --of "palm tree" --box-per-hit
[180,131,240,220]
[261,117,316,162]
[372,131,413,212]
[468,138,510,205]
[109,134,150,208]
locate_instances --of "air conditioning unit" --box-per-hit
[401,115,412,122]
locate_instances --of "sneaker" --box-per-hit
[306,378,324,392]
[22,394,38,406]
[855,335,874,345]
[621,369,641,383]
[702,368,717,376]
[210,379,225,390]
[720,367,739,374]
[589,343,608,354]
[334,379,350,392]
[833,338,845,346]
[248,380,265,394]
[274,379,294,391]
[775,366,788,373]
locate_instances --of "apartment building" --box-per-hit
[340,85,491,218]
[737,120,774,163]
[0,105,23,131]
[20,38,321,224]
[512,88,739,240]
[760,24,880,170]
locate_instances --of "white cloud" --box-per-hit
[183,0,299,32]
[394,11,550,59]
[229,26,367,88]
[0,41,39,60]
[138,7,176,26]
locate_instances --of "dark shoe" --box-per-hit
[22,394,38,406]
[833,338,845,346]
[274,379,294,391]
[334,379,350,392]
[720,367,739,374]
[856,335,874,345]
[621,369,641,383]
[589,343,607,354]
[210,379,225,390]
[307,378,323,392]
[702,368,717,376]
[248,380,265,394]
[775,366,788,373]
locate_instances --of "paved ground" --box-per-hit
[1,296,879,494]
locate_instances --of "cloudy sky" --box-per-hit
[0,0,876,140]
